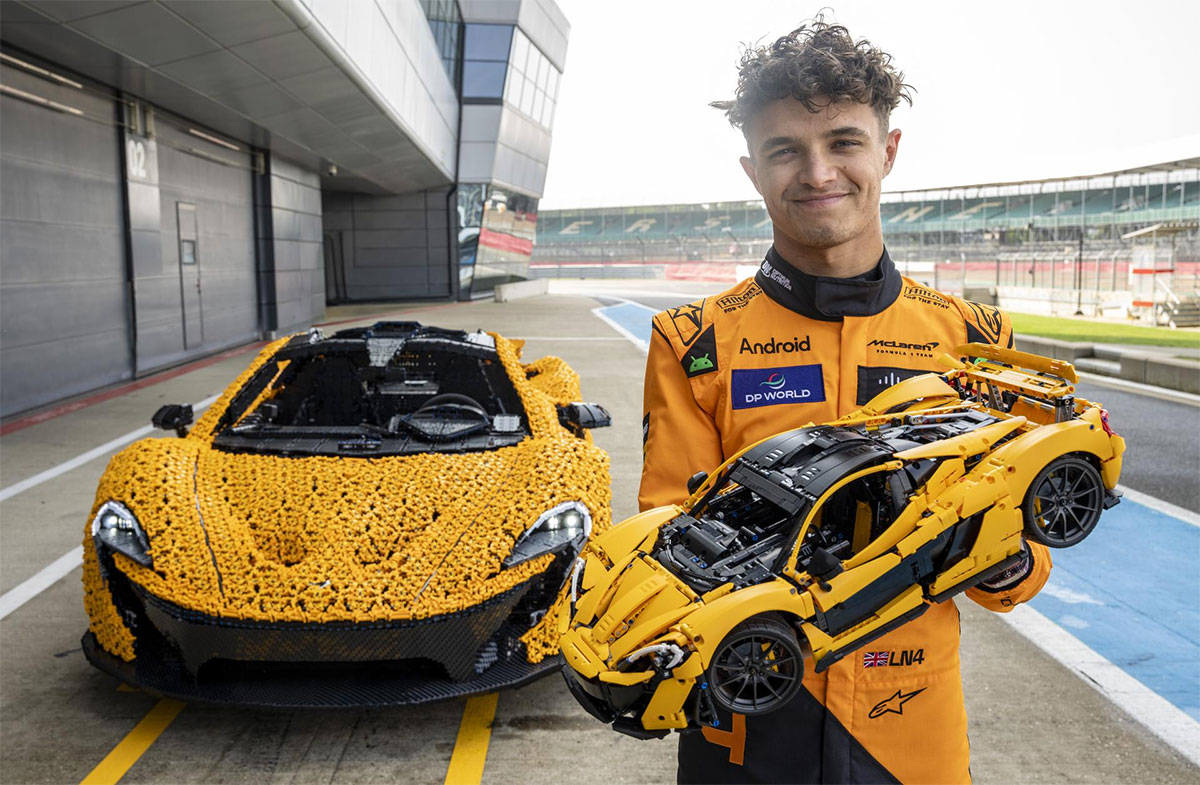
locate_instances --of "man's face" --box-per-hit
[740,99,900,262]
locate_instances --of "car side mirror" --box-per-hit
[152,404,193,438]
[686,471,708,495]
[557,402,611,437]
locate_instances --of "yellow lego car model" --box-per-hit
[560,344,1124,738]
[82,322,612,707]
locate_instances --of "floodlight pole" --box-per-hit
[1075,233,1084,315]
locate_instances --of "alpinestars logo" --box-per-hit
[868,688,926,719]
[739,335,811,354]
[759,259,792,291]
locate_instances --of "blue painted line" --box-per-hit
[596,302,655,346]
[1028,499,1200,721]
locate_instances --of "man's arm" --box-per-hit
[638,326,725,512]
[955,299,1052,611]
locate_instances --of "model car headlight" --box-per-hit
[504,502,591,568]
[91,501,152,567]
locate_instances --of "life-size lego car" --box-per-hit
[560,343,1124,738]
[82,322,612,707]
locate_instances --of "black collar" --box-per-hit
[754,246,902,321]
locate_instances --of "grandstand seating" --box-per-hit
[537,177,1200,247]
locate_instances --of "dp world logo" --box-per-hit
[732,364,825,410]
[761,373,787,390]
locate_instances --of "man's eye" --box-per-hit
[833,140,861,149]
[770,148,796,159]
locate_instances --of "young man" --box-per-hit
[639,21,1051,785]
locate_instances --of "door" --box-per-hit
[177,202,203,349]
[323,230,348,303]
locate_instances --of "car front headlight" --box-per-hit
[504,501,592,568]
[91,500,152,567]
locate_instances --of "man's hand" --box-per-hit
[977,540,1034,591]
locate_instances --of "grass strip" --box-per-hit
[1010,313,1200,349]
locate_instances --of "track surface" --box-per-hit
[1,283,1196,784]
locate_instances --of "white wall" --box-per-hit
[300,0,460,177]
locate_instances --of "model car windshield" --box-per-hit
[211,324,529,456]
[653,424,952,593]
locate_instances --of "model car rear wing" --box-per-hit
[948,342,1078,384]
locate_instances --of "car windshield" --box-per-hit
[211,324,529,456]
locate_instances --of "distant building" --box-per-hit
[0,0,568,417]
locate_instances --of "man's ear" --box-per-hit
[882,128,901,178]
[740,156,762,195]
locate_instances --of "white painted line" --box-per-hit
[0,426,153,503]
[1117,485,1200,528]
[592,288,718,300]
[591,305,649,354]
[605,296,659,312]
[1000,604,1200,767]
[0,392,225,620]
[547,281,718,300]
[517,336,628,342]
[1077,371,1200,407]
[0,546,81,621]
[0,393,221,504]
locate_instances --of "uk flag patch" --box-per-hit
[863,651,890,668]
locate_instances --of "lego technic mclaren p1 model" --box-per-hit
[82,322,612,707]
[560,343,1124,738]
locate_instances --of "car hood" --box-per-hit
[93,435,610,623]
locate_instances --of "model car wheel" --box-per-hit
[1022,455,1105,548]
[706,615,803,716]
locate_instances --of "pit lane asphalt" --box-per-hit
[0,287,1195,784]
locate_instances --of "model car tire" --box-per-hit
[1022,455,1105,548]
[706,614,804,716]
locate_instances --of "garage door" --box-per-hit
[135,116,258,372]
[0,59,130,417]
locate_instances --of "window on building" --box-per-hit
[462,24,513,99]
[418,0,462,85]
[504,28,561,128]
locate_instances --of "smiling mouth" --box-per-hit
[791,193,848,207]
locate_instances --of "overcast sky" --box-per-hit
[538,0,1200,210]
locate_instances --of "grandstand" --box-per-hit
[533,159,1200,325]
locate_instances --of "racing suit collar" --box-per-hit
[755,246,903,321]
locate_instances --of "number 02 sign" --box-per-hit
[126,138,148,180]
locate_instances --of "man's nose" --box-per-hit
[794,151,837,188]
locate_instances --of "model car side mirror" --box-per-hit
[686,471,708,495]
[557,402,612,437]
[152,404,193,438]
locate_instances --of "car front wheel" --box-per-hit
[705,615,804,716]
[1022,455,1105,548]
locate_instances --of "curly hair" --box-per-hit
[712,19,913,135]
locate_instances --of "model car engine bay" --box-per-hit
[654,409,1004,593]
[212,323,531,456]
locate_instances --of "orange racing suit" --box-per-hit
[639,248,1052,784]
